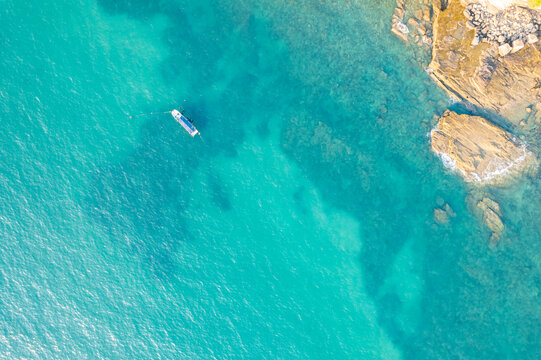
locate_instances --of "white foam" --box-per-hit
[432,140,533,183]
[431,127,466,176]
[448,95,460,105]
[472,144,533,182]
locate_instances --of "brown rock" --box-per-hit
[432,0,448,15]
[394,7,405,20]
[407,17,420,28]
[428,0,541,124]
[422,7,432,22]
[431,110,535,183]
[477,197,504,245]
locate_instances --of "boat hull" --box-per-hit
[171,109,199,137]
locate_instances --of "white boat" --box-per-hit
[171,109,199,137]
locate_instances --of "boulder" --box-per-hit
[431,110,536,183]
[527,33,538,43]
[392,22,409,42]
[498,43,512,55]
[511,39,524,53]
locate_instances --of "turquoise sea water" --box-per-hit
[1,0,540,358]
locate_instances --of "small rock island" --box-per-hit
[431,110,535,183]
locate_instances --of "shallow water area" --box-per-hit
[0,0,540,359]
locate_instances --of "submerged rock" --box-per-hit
[444,203,456,217]
[431,110,536,184]
[477,197,504,245]
[433,202,456,224]
[434,208,450,223]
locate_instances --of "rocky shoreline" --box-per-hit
[390,0,540,245]
[390,0,540,175]
[392,0,435,47]
[430,1,541,124]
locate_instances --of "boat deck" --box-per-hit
[171,109,199,137]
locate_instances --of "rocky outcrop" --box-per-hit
[428,0,541,123]
[391,0,410,42]
[431,110,536,183]
[391,0,435,46]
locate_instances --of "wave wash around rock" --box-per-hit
[431,110,537,183]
